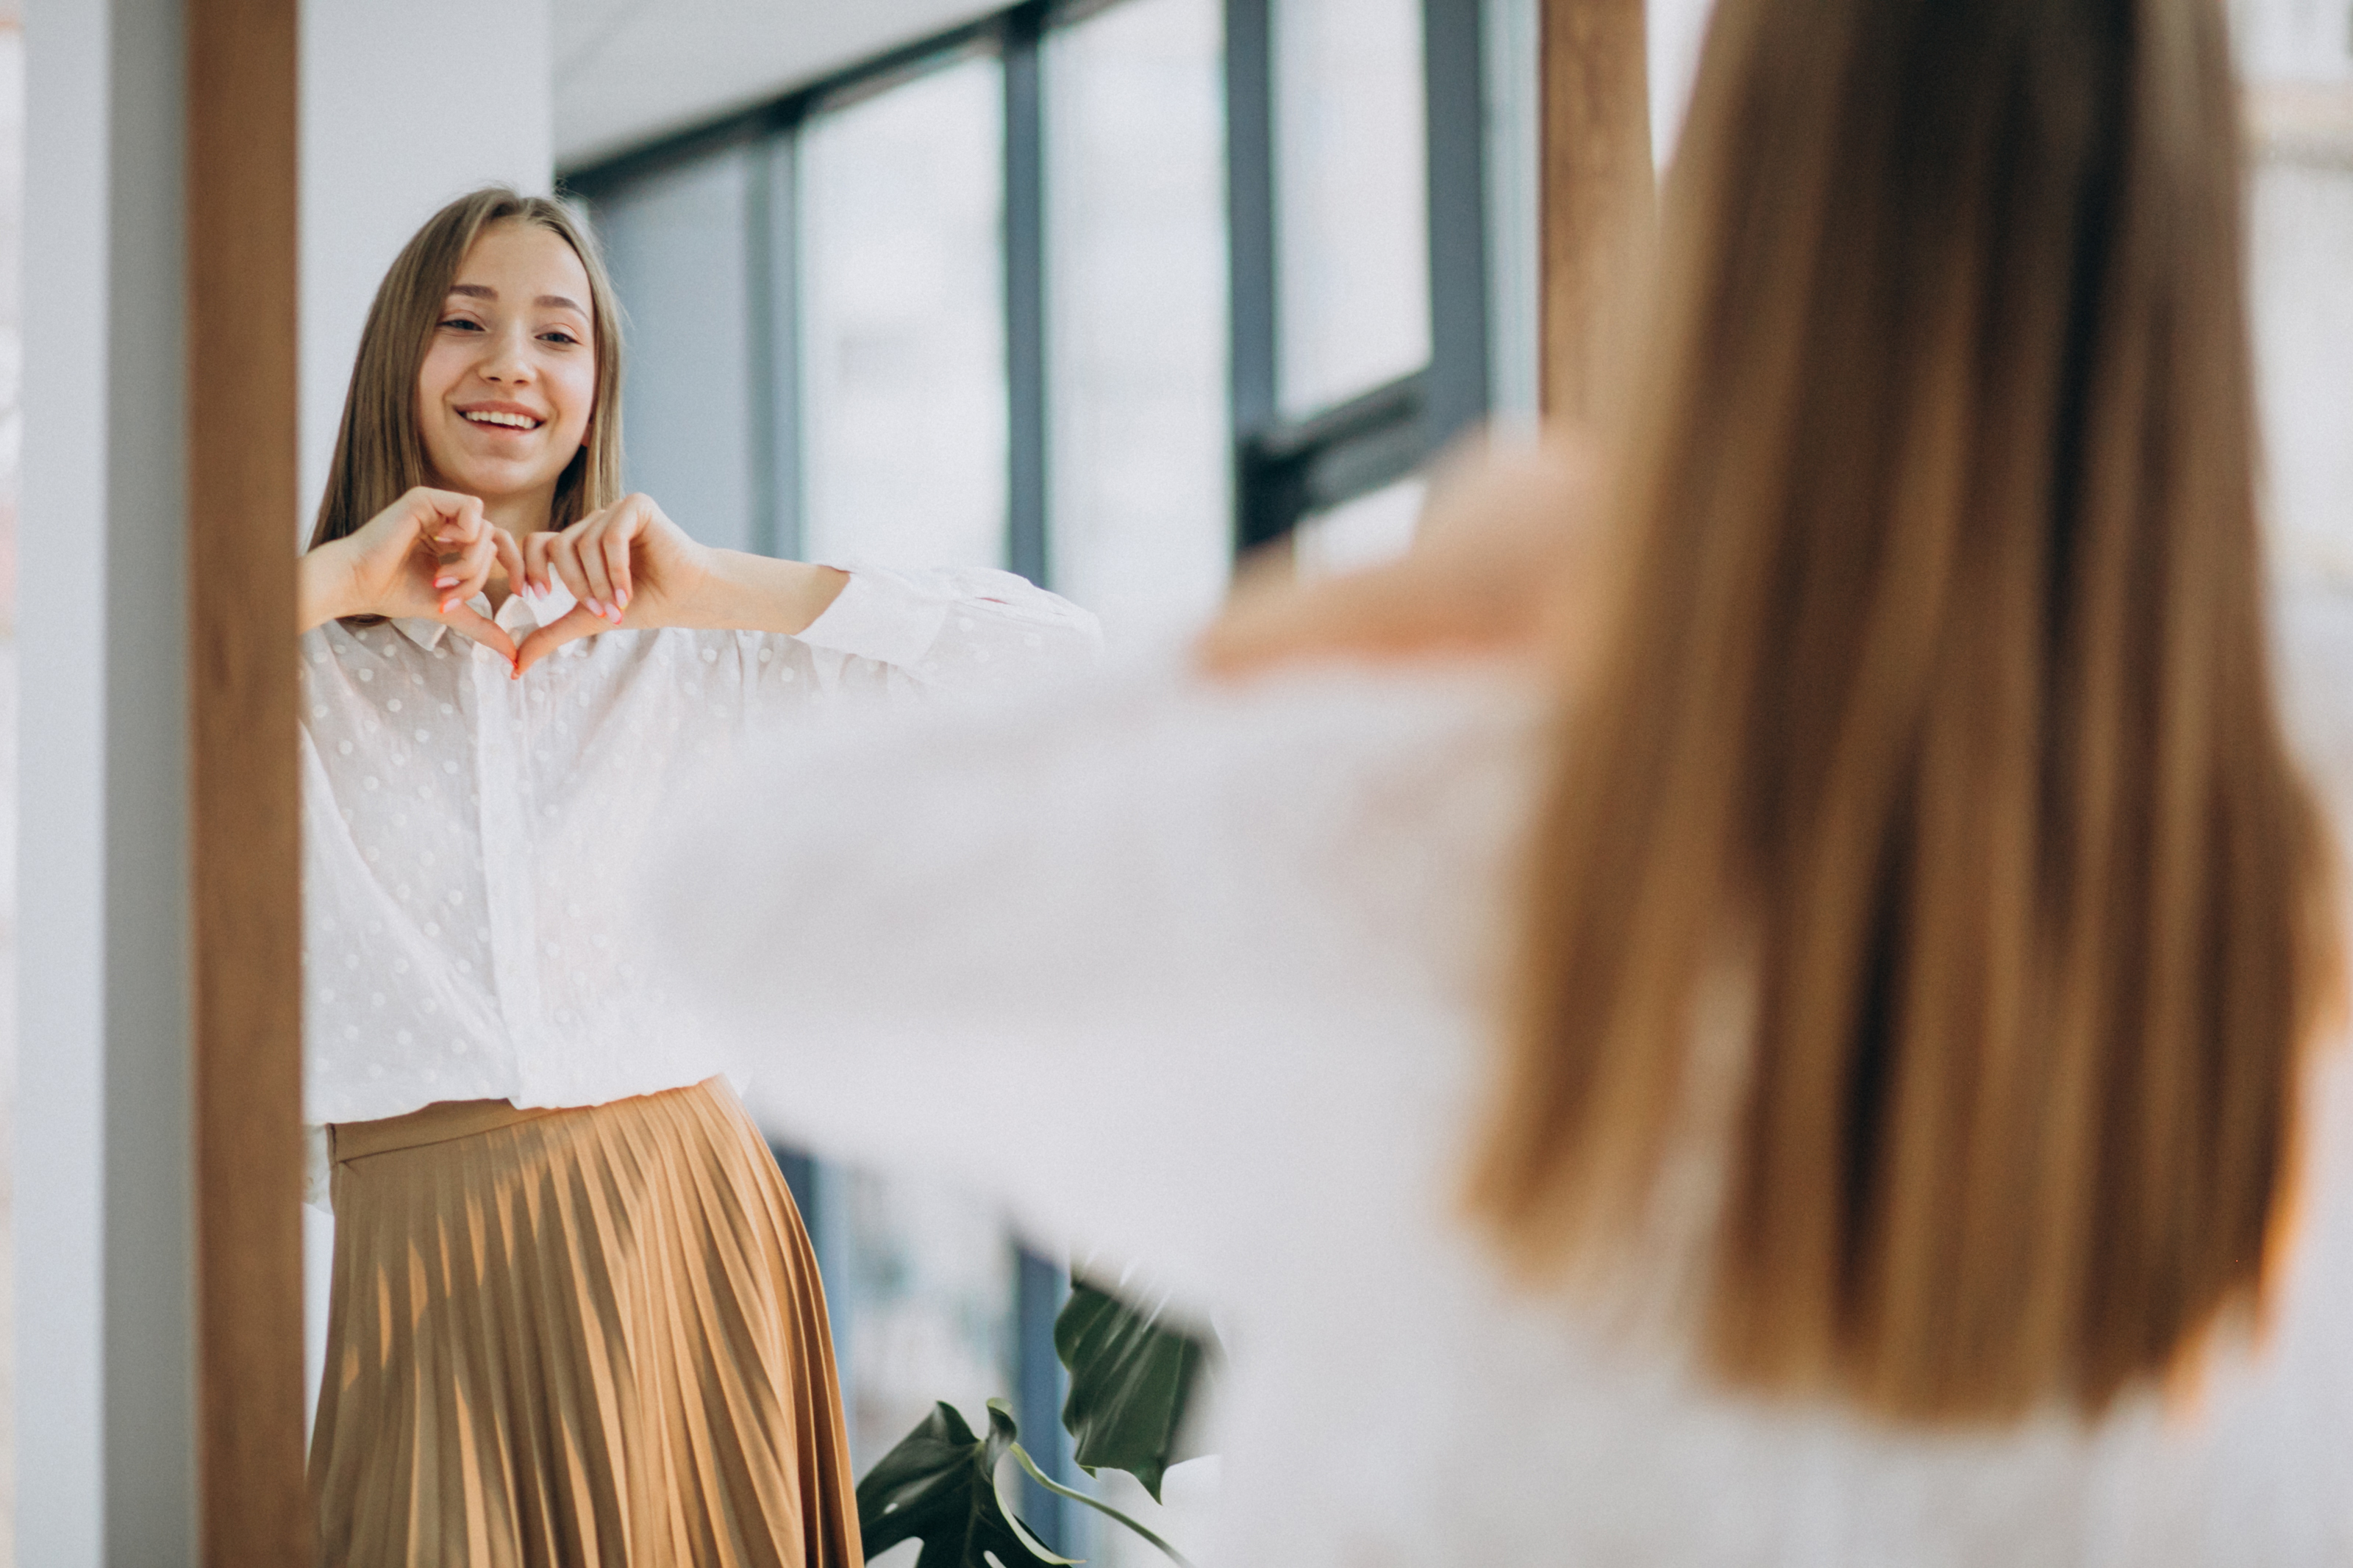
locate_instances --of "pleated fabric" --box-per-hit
[309,1078,863,1568]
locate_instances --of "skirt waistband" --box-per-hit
[329,1079,728,1164]
[331,1099,568,1164]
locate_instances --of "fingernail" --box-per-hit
[439,598,456,615]
[607,605,623,623]
[434,576,457,590]
[618,589,631,608]
[587,599,607,617]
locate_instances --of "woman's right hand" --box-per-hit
[299,487,526,661]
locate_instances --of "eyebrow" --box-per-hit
[447,283,589,312]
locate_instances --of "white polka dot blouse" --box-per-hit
[299,559,1102,1138]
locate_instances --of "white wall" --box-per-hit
[300,0,554,535]
[556,0,1001,168]
[296,0,556,1425]
[19,0,196,1559]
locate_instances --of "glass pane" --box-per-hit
[801,57,1008,571]
[593,147,760,554]
[1275,0,1432,417]
[1047,0,1232,645]
[1293,475,1426,580]
[826,1167,1015,1474]
[1484,0,1542,426]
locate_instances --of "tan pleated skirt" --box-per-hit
[309,1078,863,1568]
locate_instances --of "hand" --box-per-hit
[513,493,715,675]
[1196,429,1602,679]
[301,487,527,662]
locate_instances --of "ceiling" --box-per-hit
[554,0,1003,171]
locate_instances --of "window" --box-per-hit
[801,57,1010,570]
[568,1,1532,1553]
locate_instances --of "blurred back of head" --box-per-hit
[1475,0,2342,1421]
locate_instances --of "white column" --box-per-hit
[18,0,197,1560]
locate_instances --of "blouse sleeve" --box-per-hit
[639,659,1536,1307]
[785,560,1103,698]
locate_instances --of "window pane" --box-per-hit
[1293,475,1426,580]
[1047,0,1232,644]
[1275,0,1431,417]
[828,1167,1015,1472]
[593,148,759,554]
[800,57,1008,570]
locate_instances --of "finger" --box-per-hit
[441,604,518,666]
[524,531,557,596]
[418,487,485,548]
[438,534,499,615]
[490,527,528,598]
[573,518,618,617]
[545,530,596,606]
[600,507,638,620]
[431,531,491,599]
[512,604,604,676]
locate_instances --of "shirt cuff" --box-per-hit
[793,563,951,669]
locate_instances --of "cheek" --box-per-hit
[554,362,599,440]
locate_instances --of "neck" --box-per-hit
[483,484,559,538]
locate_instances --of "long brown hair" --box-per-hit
[1474,0,2340,1421]
[307,187,626,549]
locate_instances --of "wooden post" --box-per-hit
[186,0,310,1560]
[1540,0,1653,423]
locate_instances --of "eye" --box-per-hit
[539,329,582,347]
[438,316,485,332]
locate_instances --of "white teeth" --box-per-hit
[463,410,540,429]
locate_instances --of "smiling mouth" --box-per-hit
[462,409,545,432]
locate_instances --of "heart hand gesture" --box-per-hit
[304,487,529,662]
[513,493,715,675]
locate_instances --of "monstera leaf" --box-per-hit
[1055,1275,1219,1503]
[856,1400,1074,1568]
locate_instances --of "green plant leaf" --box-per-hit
[855,1399,1077,1568]
[1055,1275,1218,1504]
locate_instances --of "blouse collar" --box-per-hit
[392,576,579,654]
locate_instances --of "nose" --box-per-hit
[476,321,537,386]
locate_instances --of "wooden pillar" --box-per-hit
[187,0,310,1561]
[1540,0,1653,423]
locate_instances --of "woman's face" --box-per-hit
[416,221,599,524]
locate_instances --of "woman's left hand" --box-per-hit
[513,493,714,674]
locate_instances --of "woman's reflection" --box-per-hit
[292,187,1099,1567]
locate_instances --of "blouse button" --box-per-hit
[701,648,718,664]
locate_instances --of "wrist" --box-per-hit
[296,539,362,633]
[693,551,849,634]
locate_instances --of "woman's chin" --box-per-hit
[429,454,564,509]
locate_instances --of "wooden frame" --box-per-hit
[187,0,310,1559]
[1540,0,1653,421]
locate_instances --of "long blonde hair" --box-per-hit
[1474,0,2340,1421]
[307,187,626,549]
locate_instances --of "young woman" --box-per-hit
[645,0,2353,1561]
[296,187,1098,1567]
